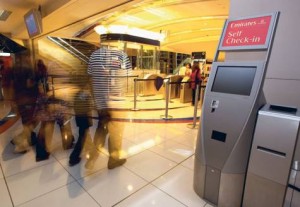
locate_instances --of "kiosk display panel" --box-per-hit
[211,66,256,96]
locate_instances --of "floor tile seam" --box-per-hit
[123,133,164,145]
[122,147,154,162]
[148,145,195,167]
[148,183,190,207]
[163,129,192,139]
[147,161,193,206]
[110,182,189,207]
[7,152,75,204]
[0,163,14,207]
[70,179,103,207]
[74,166,133,207]
[147,148,183,178]
[183,122,200,130]
[54,150,109,181]
[169,127,194,131]
[173,141,196,149]
[72,164,108,180]
[121,125,164,137]
[122,135,169,149]
[178,154,195,170]
[165,120,198,129]
[2,155,58,178]
[183,127,200,135]
[54,154,81,181]
[147,145,184,164]
[113,164,186,206]
[169,135,197,148]
[13,180,80,207]
[110,182,151,207]
[121,148,172,183]
[148,159,207,207]
[53,155,103,207]
[150,152,194,183]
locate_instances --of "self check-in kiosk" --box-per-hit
[193,61,266,206]
[193,12,279,207]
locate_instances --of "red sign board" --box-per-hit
[221,14,274,49]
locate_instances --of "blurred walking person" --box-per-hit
[85,46,132,170]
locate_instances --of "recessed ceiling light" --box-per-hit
[0,9,12,21]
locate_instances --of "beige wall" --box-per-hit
[229,0,300,107]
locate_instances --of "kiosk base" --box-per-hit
[194,160,244,207]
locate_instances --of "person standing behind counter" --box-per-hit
[190,63,202,106]
[179,63,192,76]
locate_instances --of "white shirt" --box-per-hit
[88,47,132,109]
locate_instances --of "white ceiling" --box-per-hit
[0,0,229,56]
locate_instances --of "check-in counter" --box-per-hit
[180,76,192,103]
[139,73,164,96]
[163,75,183,99]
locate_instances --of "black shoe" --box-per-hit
[108,158,126,169]
[69,157,81,167]
[36,152,50,162]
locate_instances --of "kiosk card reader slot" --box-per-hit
[193,61,266,207]
[211,100,219,112]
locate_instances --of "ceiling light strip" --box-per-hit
[94,25,166,42]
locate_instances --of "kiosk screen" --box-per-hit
[211,66,256,96]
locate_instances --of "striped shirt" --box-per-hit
[88,47,132,109]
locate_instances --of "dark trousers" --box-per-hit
[69,116,91,161]
[36,121,55,159]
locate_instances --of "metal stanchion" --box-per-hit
[161,78,173,119]
[187,84,200,129]
[131,78,139,111]
[199,84,205,108]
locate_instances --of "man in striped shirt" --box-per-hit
[86,46,132,169]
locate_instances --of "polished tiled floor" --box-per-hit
[0,97,214,207]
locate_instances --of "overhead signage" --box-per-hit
[219,12,278,50]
